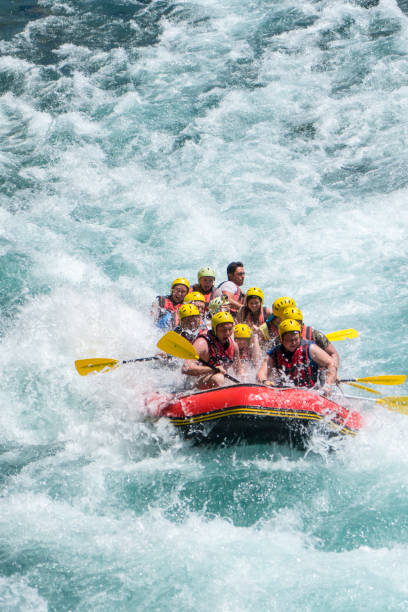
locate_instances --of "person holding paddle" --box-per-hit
[256,319,337,396]
[182,311,242,389]
[279,306,340,370]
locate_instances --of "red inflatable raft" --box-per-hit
[147,383,363,448]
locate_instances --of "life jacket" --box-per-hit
[301,325,313,341]
[155,295,181,330]
[244,305,267,327]
[216,281,244,315]
[173,325,199,344]
[267,339,319,388]
[198,329,235,369]
[191,284,216,311]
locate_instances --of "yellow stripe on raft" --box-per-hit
[167,406,357,436]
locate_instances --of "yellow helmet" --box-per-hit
[279,319,301,338]
[281,306,303,323]
[212,311,234,334]
[234,323,252,339]
[208,295,229,315]
[198,266,216,280]
[272,296,296,317]
[184,291,206,303]
[178,304,200,320]
[171,277,190,290]
[245,287,264,304]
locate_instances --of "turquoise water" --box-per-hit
[1,0,408,609]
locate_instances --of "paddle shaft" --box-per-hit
[341,394,380,403]
[122,357,159,364]
[198,357,240,384]
[339,375,406,385]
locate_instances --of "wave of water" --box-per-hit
[2,0,408,609]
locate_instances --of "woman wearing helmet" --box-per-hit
[182,311,242,389]
[151,277,190,330]
[256,319,337,396]
[236,287,272,344]
[191,266,217,308]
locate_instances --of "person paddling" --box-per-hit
[215,261,245,317]
[151,277,190,330]
[280,306,340,370]
[182,312,242,389]
[256,319,337,396]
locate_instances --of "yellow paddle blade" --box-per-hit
[75,358,119,376]
[356,375,406,385]
[157,331,199,361]
[347,382,381,395]
[377,397,408,415]
[326,328,359,342]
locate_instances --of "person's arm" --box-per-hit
[257,355,280,385]
[250,332,262,368]
[325,342,340,369]
[221,290,243,311]
[308,343,337,392]
[235,308,245,323]
[232,341,243,377]
[256,356,269,383]
[181,338,213,376]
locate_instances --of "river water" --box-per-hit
[1,0,408,609]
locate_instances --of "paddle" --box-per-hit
[157,330,240,384]
[339,375,406,385]
[341,394,408,415]
[345,381,381,394]
[75,356,159,376]
[325,329,359,342]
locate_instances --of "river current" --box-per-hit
[1,0,408,610]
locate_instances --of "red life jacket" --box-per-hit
[301,325,313,340]
[157,295,182,327]
[267,339,318,388]
[198,330,235,369]
[191,284,216,306]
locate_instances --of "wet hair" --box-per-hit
[227,261,244,277]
